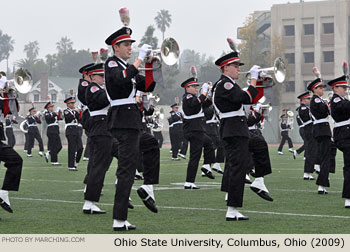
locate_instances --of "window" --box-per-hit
[49,83,54,88]
[285,53,295,64]
[303,52,314,63]
[303,24,314,35]
[285,81,295,92]
[323,23,334,34]
[284,25,295,36]
[323,51,334,62]
[34,94,40,102]
[51,93,57,102]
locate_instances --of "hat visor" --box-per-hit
[115,38,136,44]
[239,62,244,66]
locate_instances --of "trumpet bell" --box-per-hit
[161,37,180,66]
[287,111,294,117]
[273,57,286,84]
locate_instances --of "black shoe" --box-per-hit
[184,185,200,190]
[135,174,143,180]
[172,158,181,161]
[250,186,273,202]
[68,167,78,171]
[128,200,134,209]
[345,206,350,209]
[201,167,215,179]
[318,190,328,195]
[212,168,224,174]
[226,216,249,221]
[113,224,136,231]
[0,198,13,213]
[245,179,252,184]
[303,177,315,180]
[137,187,158,213]
[83,209,106,214]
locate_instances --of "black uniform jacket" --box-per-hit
[77,79,90,106]
[5,118,17,127]
[213,75,258,138]
[26,115,41,134]
[330,94,350,141]
[182,92,211,133]
[44,111,61,134]
[85,82,111,137]
[310,95,331,138]
[64,108,80,136]
[298,104,312,132]
[105,56,156,130]
[168,111,183,126]
[204,105,219,136]
[247,111,261,127]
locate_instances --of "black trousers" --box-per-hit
[111,128,140,221]
[85,135,113,202]
[24,133,29,151]
[47,132,62,163]
[27,127,44,155]
[0,143,23,191]
[139,132,160,185]
[66,134,83,168]
[248,131,272,178]
[334,139,350,198]
[277,133,293,152]
[153,131,163,148]
[84,135,91,158]
[315,136,331,187]
[208,133,225,163]
[170,125,183,158]
[303,130,317,173]
[5,128,16,147]
[296,127,305,154]
[222,136,249,207]
[184,131,215,183]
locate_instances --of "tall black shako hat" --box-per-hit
[64,97,76,104]
[307,78,326,91]
[105,27,135,46]
[181,77,199,88]
[170,103,179,108]
[44,102,54,109]
[215,51,244,68]
[328,75,349,88]
[79,63,95,74]
[85,63,104,76]
[297,91,311,100]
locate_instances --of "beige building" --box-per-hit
[271,0,349,106]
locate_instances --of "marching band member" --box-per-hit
[307,78,331,194]
[43,102,62,165]
[63,97,83,171]
[82,63,113,214]
[152,113,164,148]
[5,112,17,147]
[296,91,316,180]
[23,120,29,153]
[104,26,158,231]
[292,113,305,159]
[26,107,44,158]
[168,103,187,160]
[181,77,216,188]
[247,104,273,201]
[328,75,350,208]
[212,50,258,221]
[277,114,293,155]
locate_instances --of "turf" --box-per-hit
[0,146,349,234]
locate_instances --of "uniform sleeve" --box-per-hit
[299,107,311,122]
[86,87,110,109]
[222,84,259,107]
[144,107,154,116]
[106,61,139,85]
[45,112,55,124]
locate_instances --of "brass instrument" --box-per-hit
[287,110,294,130]
[19,120,28,134]
[240,57,286,86]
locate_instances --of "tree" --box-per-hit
[139,25,158,49]
[0,30,15,74]
[56,36,73,54]
[24,41,40,62]
[45,54,58,76]
[154,9,172,41]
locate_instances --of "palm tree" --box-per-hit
[139,25,159,49]
[24,41,39,62]
[0,30,15,74]
[56,36,73,54]
[45,54,57,76]
[154,9,172,41]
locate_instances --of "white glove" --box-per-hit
[254,103,262,112]
[138,44,152,61]
[249,65,261,80]
[201,82,210,93]
[55,107,61,113]
[36,111,41,116]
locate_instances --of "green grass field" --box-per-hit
[0,146,349,234]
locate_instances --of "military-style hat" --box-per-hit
[105,27,135,46]
[181,77,199,88]
[64,97,76,104]
[28,107,35,112]
[215,51,244,68]
[79,63,95,74]
[85,63,104,76]
[170,103,179,108]
[297,91,311,100]
[280,114,287,118]
[328,75,349,88]
[44,102,54,109]
[307,78,326,91]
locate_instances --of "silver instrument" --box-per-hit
[287,110,294,130]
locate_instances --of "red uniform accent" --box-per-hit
[145,62,155,90]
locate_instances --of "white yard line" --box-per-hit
[11,196,350,220]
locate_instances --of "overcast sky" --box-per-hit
[1,0,322,70]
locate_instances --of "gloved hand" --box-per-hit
[254,103,262,112]
[56,107,62,113]
[201,82,210,93]
[138,44,152,61]
[249,65,261,80]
